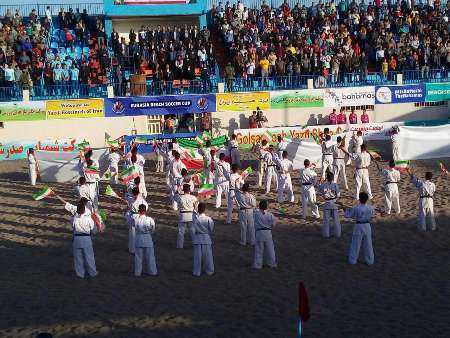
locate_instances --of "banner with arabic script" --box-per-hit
[216,92,270,111]
[0,101,46,121]
[0,139,82,161]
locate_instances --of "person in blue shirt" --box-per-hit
[62,64,70,96]
[70,63,80,97]
[53,63,63,95]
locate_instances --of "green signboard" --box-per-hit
[0,101,46,121]
[270,90,324,109]
[425,83,450,102]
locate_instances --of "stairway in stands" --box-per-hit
[210,26,228,79]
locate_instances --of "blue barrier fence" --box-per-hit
[0,2,104,16]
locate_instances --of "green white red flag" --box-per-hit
[32,185,53,200]
[198,184,215,197]
[119,166,139,184]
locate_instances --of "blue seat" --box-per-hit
[75,46,82,54]
[50,41,58,49]
[82,47,90,54]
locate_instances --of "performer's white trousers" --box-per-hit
[231,148,240,166]
[215,182,229,208]
[156,156,164,172]
[177,221,191,248]
[265,166,278,193]
[73,243,97,278]
[355,169,372,200]
[277,175,294,203]
[110,165,119,184]
[239,209,255,245]
[418,198,436,231]
[128,225,136,254]
[348,223,374,265]
[193,244,214,276]
[134,247,157,276]
[333,160,348,189]
[258,160,266,187]
[323,209,341,238]
[301,188,319,218]
[321,155,334,179]
[29,165,37,186]
[226,190,236,224]
[384,184,400,214]
[253,230,276,269]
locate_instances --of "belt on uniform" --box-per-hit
[356,167,368,170]
[180,210,193,213]
[231,147,238,149]
[385,181,398,184]
[419,195,433,199]
[268,164,276,167]
[240,207,252,210]
[355,220,370,224]
[256,228,272,231]
[334,157,345,159]
[324,197,336,200]
[322,153,332,156]
[73,233,91,237]
[302,182,312,186]
[85,181,97,184]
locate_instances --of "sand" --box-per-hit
[0,153,449,338]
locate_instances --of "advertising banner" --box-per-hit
[270,89,324,109]
[105,94,216,117]
[397,125,450,160]
[123,132,199,153]
[216,92,270,111]
[46,99,104,119]
[0,101,46,122]
[375,84,425,104]
[425,82,450,102]
[0,138,81,161]
[324,86,375,107]
[234,122,403,148]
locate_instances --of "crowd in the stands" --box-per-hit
[212,0,450,88]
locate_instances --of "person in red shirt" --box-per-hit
[328,108,337,125]
[337,108,347,124]
[360,108,370,124]
[349,108,358,124]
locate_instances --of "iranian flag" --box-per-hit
[179,146,204,170]
[395,160,410,173]
[198,184,215,198]
[134,136,148,144]
[107,139,121,148]
[105,185,119,198]
[119,166,139,184]
[32,185,53,200]
[85,165,100,175]
[91,210,107,233]
[241,166,253,180]
[192,172,206,186]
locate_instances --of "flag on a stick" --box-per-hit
[192,172,206,186]
[134,136,148,144]
[84,165,100,175]
[119,166,139,184]
[32,185,53,200]
[91,211,107,233]
[241,166,253,180]
[77,140,90,151]
[198,184,215,197]
[394,160,410,173]
[104,184,120,198]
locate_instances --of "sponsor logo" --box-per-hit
[376,86,392,103]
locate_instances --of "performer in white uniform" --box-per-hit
[79,150,100,211]
[227,164,244,224]
[253,200,277,269]
[127,176,148,199]
[379,160,401,214]
[229,134,241,167]
[190,203,215,276]
[408,169,436,231]
[174,184,198,248]
[235,183,257,246]
[252,139,268,187]
[75,177,94,212]
[199,141,214,184]
[276,135,288,159]
[126,186,148,254]
[154,141,165,173]
[318,172,341,237]
[170,152,187,210]
[332,136,348,190]
[107,147,121,184]
[215,153,231,208]
[341,143,373,200]
[132,204,157,276]
[27,148,39,186]
[299,159,320,219]
[264,145,279,193]
[345,192,375,265]
[320,134,334,180]
[277,150,294,203]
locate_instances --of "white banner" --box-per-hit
[397,125,450,160]
[36,149,110,183]
[286,139,323,170]
[324,86,375,107]
[235,122,403,148]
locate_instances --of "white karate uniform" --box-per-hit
[127,180,148,199]
[76,184,95,212]
[349,151,372,200]
[276,139,288,159]
[66,203,97,278]
[379,168,401,214]
[256,143,268,187]
[155,145,164,173]
[264,151,279,193]
[81,158,100,211]
[235,190,256,245]
[170,159,187,210]
[253,209,277,269]
[299,167,320,219]
[199,147,214,184]
[318,182,341,237]
[391,133,400,161]
[174,193,198,248]
[190,212,214,276]
[126,194,148,254]
[108,152,121,184]
[127,153,146,189]
[215,160,230,208]
[28,153,37,186]
[277,158,294,203]
[345,204,375,265]
[229,139,241,166]
[227,172,244,224]
[354,136,364,154]
[411,176,436,231]
[332,145,348,189]
[321,140,334,179]
[132,214,157,276]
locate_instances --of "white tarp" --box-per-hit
[397,125,450,160]
[285,139,324,170]
[36,149,110,183]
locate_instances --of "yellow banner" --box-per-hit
[216,92,270,111]
[46,99,104,119]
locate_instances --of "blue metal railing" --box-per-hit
[0,2,104,17]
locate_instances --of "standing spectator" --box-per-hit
[349,108,358,124]
[337,108,347,125]
[70,63,79,97]
[249,111,257,128]
[259,55,270,86]
[256,110,268,128]
[225,62,235,91]
[328,108,338,125]
[360,108,370,124]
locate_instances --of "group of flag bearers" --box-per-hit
[30,128,443,278]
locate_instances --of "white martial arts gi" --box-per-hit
[174,193,198,248]
[28,153,38,186]
[354,135,364,154]
[76,184,95,212]
[277,158,294,203]
[164,150,175,200]
[332,144,348,189]
[127,179,148,199]
[253,209,277,269]
[154,145,164,173]
[190,212,214,276]
[229,139,241,166]
[126,194,148,254]
[215,159,230,208]
[264,151,279,193]
[107,152,121,184]
[411,176,436,231]
[199,147,214,184]
[255,143,268,187]
[348,151,372,200]
[235,190,256,245]
[345,203,375,265]
[132,213,157,276]
[65,203,97,278]
[81,158,100,211]
[276,139,288,159]
[391,132,400,161]
[318,182,341,237]
[321,139,334,179]
[299,167,320,219]
[170,159,187,210]
[379,168,401,214]
[227,172,244,224]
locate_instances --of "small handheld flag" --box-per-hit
[77,140,90,151]
[241,166,253,180]
[104,185,119,198]
[394,160,410,173]
[119,166,139,184]
[133,136,148,144]
[32,185,53,200]
[198,184,215,198]
[192,172,206,186]
[85,165,100,175]
[91,211,107,233]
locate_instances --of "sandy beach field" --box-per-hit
[0,153,449,338]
